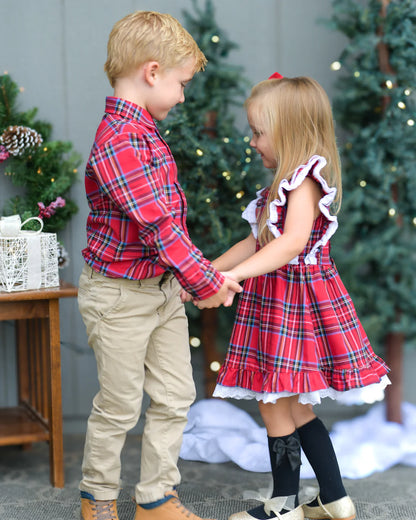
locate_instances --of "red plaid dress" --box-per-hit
[214,156,390,405]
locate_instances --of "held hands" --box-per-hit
[180,273,241,308]
[192,272,241,309]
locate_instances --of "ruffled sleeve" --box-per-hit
[268,155,338,265]
[241,187,268,239]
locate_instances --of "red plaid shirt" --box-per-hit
[82,97,224,299]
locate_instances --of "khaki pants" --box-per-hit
[78,264,196,503]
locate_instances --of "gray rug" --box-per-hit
[1,432,416,520]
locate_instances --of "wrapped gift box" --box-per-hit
[0,231,59,292]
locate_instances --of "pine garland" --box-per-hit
[0,73,81,234]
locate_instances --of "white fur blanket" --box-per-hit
[180,399,416,478]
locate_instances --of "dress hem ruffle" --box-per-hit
[213,375,391,406]
[214,360,390,406]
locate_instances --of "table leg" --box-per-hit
[47,299,64,488]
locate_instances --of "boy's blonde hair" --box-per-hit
[245,76,342,246]
[104,11,207,87]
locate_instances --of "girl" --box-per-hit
[208,75,390,520]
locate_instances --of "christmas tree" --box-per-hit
[0,73,80,235]
[159,0,265,394]
[328,0,416,422]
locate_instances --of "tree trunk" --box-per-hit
[377,0,403,424]
[200,110,222,397]
[200,308,223,396]
[385,332,404,423]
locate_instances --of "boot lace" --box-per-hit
[90,499,118,520]
[171,497,200,519]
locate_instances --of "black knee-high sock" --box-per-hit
[268,431,301,500]
[297,417,346,504]
[247,431,301,519]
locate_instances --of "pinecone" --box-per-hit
[0,125,43,156]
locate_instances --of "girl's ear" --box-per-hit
[143,61,160,86]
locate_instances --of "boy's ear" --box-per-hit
[143,61,160,86]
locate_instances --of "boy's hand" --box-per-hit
[180,289,193,303]
[194,275,241,309]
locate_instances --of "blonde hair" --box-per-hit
[104,11,207,87]
[245,76,342,246]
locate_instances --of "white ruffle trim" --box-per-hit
[212,375,391,406]
[241,187,267,239]
[241,155,338,265]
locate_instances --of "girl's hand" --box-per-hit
[193,275,242,309]
[221,271,241,306]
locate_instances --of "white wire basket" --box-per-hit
[0,231,59,292]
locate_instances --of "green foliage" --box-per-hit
[159,0,266,259]
[0,73,81,232]
[329,0,416,345]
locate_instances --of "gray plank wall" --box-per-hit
[0,0,356,433]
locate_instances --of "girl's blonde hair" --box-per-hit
[245,76,342,246]
[104,11,207,87]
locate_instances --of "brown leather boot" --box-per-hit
[134,492,215,520]
[80,492,119,520]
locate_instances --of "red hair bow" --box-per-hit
[268,72,283,80]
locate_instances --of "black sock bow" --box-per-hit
[271,434,301,471]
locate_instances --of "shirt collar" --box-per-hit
[105,96,156,130]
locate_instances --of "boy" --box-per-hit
[78,10,241,520]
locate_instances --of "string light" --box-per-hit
[413,218,416,226]
[256,183,262,190]
[205,197,211,203]
[164,129,170,136]
[354,71,360,78]
[223,137,230,143]
[245,148,252,155]
[189,337,201,348]
[359,180,367,187]
[211,35,220,43]
[407,119,415,126]
[330,61,342,71]
[210,361,221,372]
[241,170,247,177]
[404,88,412,96]
[43,147,48,152]
[196,148,204,156]
[398,101,406,109]
[236,191,244,199]
[385,80,394,89]
[388,208,396,217]
[243,136,250,142]
[245,157,251,163]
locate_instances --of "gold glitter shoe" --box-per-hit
[302,495,355,520]
[229,497,304,520]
